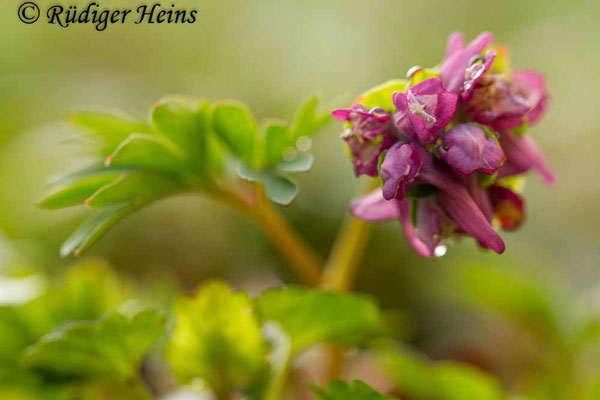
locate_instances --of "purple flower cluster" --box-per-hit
[332,32,554,258]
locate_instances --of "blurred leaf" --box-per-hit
[238,164,299,206]
[85,171,185,208]
[459,265,559,336]
[289,94,330,140]
[36,168,122,209]
[314,380,393,400]
[410,68,440,85]
[256,287,384,354]
[38,259,131,325]
[67,111,152,155]
[358,80,408,111]
[107,133,186,174]
[0,307,37,361]
[60,204,137,257]
[264,121,291,165]
[213,102,259,164]
[0,260,130,366]
[276,153,314,173]
[375,342,504,400]
[23,308,166,381]
[166,281,268,395]
[152,97,216,173]
[262,174,298,206]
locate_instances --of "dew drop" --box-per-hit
[434,245,447,258]
[296,136,312,152]
[282,147,297,161]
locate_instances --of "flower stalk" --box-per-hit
[214,183,323,287]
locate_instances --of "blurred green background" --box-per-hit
[1,0,600,395]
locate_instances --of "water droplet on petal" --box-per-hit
[434,245,447,258]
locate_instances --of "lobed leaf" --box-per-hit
[276,153,314,173]
[152,97,217,174]
[238,164,299,206]
[67,111,152,155]
[166,281,268,395]
[106,133,186,174]
[23,308,166,381]
[36,167,122,209]
[85,171,186,208]
[256,287,385,354]
[213,102,259,165]
[264,121,291,166]
[289,94,330,140]
[357,80,408,111]
[60,203,137,257]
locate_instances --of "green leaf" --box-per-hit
[374,342,504,400]
[213,102,259,164]
[85,171,185,208]
[152,97,216,172]
[34,259,132,327]
[276,153,314,173]
[36,168,122,209]
[358,80,408,111]
[0,260,131,367]
[67,111,151,155]
[257,287,384,354]
[263,174,298,206]
[314,380,393,400]
[23,308,166,381]
[60,203,136,257]
[290,94,330,140]
[166,281,268,394]
[107,133,186,173]
[409,68,440,86]
[264,121,292,165]
[238,164,299,206]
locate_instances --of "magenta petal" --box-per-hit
[413,145,505,254]
[512,70,549,125]
[465,175,493,222]
[445,32,465,59]
[466,78,530,131]
[409,78,458,133]
[440,32,495,94]
[392,79,458,143]
[331,108,352,121]
[498,131,556,184]
[415,199,443,254]
[350,190,400,222]
[438,189,505,254]
[335,104,397,177]
[393,92,421,141]
[438,124,505,176]
[397,199,435,258]
[381,143,422,200]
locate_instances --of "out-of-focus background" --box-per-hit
[1,0,599,396]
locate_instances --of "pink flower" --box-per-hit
[393,78,458,143]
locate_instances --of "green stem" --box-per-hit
[214,184,322,287]
[320,178,378,379]
[263,357,292,400]
[320,178,378,291]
